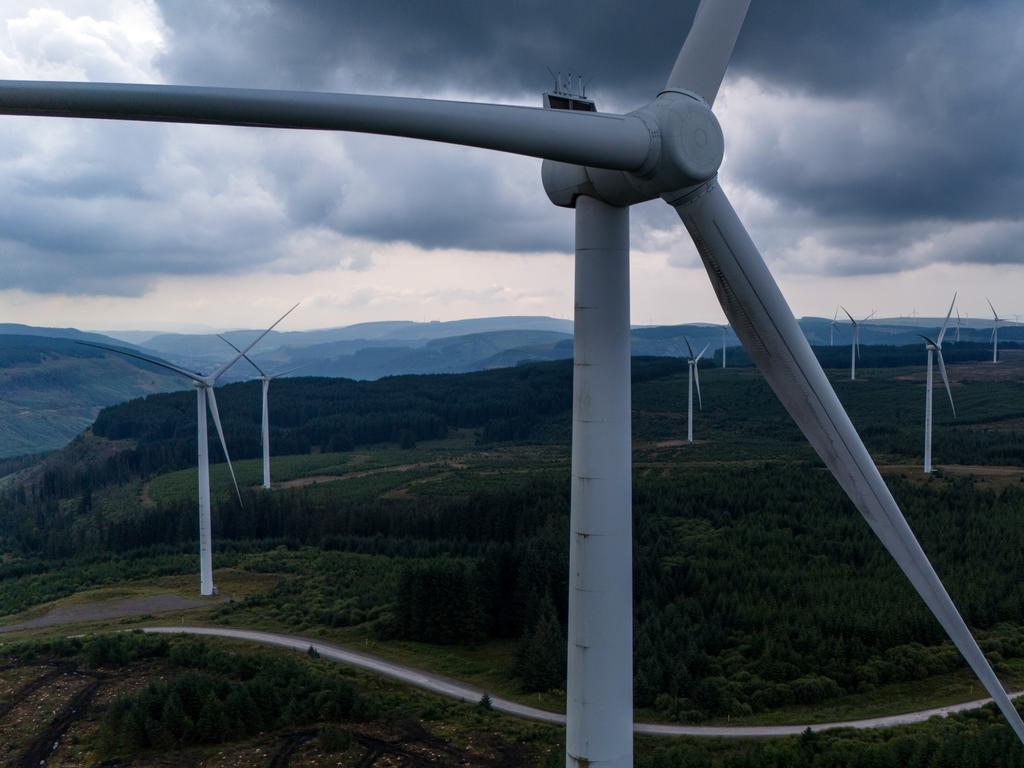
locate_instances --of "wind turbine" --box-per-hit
[921,295,957,474]
[4,1,1024,758]
[79,304,297,596]
[720,323,729,368]
[830,307,839,346]
[841,307,875,381]
[684,337,708,443]
[987,298,1002,363]
[955,307,961,343]
[218,335,306,490]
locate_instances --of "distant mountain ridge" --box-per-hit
[0,323,126,345]
[0,314,1021,458]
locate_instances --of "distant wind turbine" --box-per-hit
[955,308,961,343]
[830,307,839,347]
[79,304,297,596]
[684,337,708,443]
[218,335,306,490]
[921,295,957,474]
[988,298,1002,363]
[841,307,875,381]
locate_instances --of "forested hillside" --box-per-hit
[64,344,1024,496]
[2,351,1024,732]
[0,335,181,457]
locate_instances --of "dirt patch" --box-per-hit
[274,461,445,490]
[939,464,1024,477]
[347,719,528,768]
[140,481,156,508]
[0,668,89,764]
[269,730,316,767]
[880,463,1024,478]
[0,594,226,635]
[963,416,1024,432]
[651,439,687,448]
[16,674,102,768]
[948,351,1024,382]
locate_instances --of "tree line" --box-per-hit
[7,460,1024,719]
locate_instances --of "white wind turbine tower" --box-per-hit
[720,324,729,368]
[79,304,297,596]
[841,307,875,381]
[921,295,957,474]
[684,337,708,443]
[218,335,306,490]
[987,298,1002,363]
[6,1,1024,758]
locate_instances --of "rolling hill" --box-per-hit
[0,314,1020,459]
[0,335,182,457]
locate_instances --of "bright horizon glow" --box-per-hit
[0,256,1017,334]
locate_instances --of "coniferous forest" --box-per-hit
[1,350,1023,765]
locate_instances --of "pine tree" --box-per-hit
[195,691,228,744]
[514,593,565,692]
[160,691,192,742]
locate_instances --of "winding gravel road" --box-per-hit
[143,625,1023,738]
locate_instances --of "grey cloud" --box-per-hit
[152,1,992,102]
[148,0,1024,276]
[721,2,1024,229]
[323,137,570,253]
[2,0,1023,295]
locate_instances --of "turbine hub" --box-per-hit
[640,91,724,192]
[542,92,723,208]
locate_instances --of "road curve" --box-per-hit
[143,626,1022,738]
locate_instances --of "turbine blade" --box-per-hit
[218,335,266,377]
[697,343,710,362]
[269,362,311,379]
[684,336,695,359]
[936,350,956,419]
[210,302,300,382]
[206,387,243,506]
[833,307,839,323]
[76,340,203,383]
[936,292,956,348]
[670,178,1024,744]
[694,363,703,410]
[841,306,856,324]
[987,297,999,321]
[862,310,876,322]
[665,0,751,106]
[0,81,652,172]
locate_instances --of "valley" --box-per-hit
[0,350,1021,764]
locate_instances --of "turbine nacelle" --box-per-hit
[543,92,723,208]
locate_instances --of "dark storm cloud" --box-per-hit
[153,1,964,103]
[150,0,1024,276]
[2,1,1022,295]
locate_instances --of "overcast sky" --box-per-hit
[0,0,1021,332]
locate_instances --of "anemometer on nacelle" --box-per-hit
[543,70,596,112]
